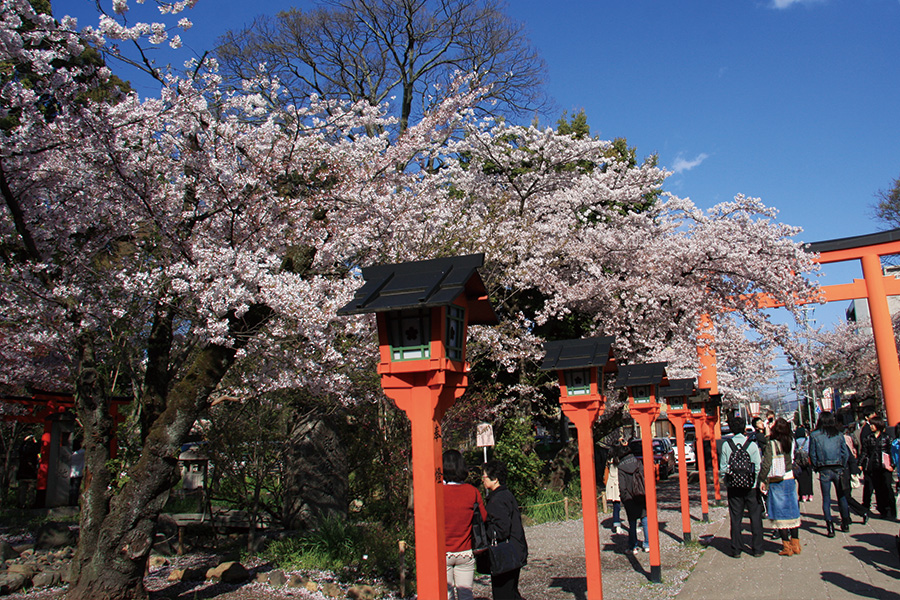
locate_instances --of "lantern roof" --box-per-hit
[615,362,668,388]
[658,378,695,398]
[336,253,498,325]
[538,336,616,372]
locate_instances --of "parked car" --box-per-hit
[628,438,677,479]
[668,436,697,467]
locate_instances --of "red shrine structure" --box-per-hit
[0,391,130,508]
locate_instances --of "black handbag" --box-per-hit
[471,501,489,553]
[488,539,522,575]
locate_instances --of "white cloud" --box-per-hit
[770,0,827,9]
[671,153,709,175]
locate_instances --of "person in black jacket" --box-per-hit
[860,416,897,520]
[617,443,649,554]
[482,460,528,600]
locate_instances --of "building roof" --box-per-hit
[658,378,696,398]
[538,336,616,371]
[336,253,497,325]
[615,362,668,388]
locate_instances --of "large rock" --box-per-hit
[0,542,19,561]
[321,582,343,598]
[0,572,28,595]
[281,413,348,529]
[34,522,77,550]
[205,561,249,583]
[266,570,287,587]
[32,570,62,588]
[348,584,377,599]
[167,567,207,582]
[6,563,37,579]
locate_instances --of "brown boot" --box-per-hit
[791,538,801,555]
[778,540,794,556]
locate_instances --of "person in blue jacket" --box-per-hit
[810,411,851,536]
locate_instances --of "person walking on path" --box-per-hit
[860,415,897,521]
[856,409,878,515]
[719,415,764,558]
[482,460,528,600]
[618,443,650,554]
[759,418,802,556]
[809,411,851,536]
[842,423,869,522]
[442,450,488,600]
[793,425,814,503]
[606,437,626,535]
[751,416,767,453]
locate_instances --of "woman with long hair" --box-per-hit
[794,425,814,503]
[758,418,802,556]
[809,411,851,536]
[605,436,627,534]
[442,450,487,600]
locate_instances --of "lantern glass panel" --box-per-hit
[564,368,592,396]
[632,384,652,404]
[388,309,431,361]
[446,305,466,361]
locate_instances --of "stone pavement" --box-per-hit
[677,486,900,600]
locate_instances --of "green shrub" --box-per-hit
[493,416,542,500]
[520,485,582,525]
[262,517,411,582]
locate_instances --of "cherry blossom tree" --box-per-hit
[1,2,823,598]
[0,2,439,596]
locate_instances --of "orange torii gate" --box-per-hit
[698,228,900,428]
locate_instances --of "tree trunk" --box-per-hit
[67,306,271,600]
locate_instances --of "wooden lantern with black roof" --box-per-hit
[539,336,617,600]
[337,253,497,600]
[616,361,668,583]
[660,377,697,542]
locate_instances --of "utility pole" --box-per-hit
[800,305,817,427]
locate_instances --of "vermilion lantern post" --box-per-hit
[337,254,497,599]
[659,378,696,543]
[705,395,724,502]
[539,337,617,600]
[687,390,711,522]
[617,362,668,584]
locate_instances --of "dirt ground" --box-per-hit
[3,469,724,600]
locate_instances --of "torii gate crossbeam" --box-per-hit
[806,229,900,427]
[698,228,900,427]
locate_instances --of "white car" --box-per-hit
[669,437,696,466]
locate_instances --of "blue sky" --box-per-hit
[52,0,900,330]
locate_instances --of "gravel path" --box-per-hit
[473,471,728,600]
[4,470,727,600]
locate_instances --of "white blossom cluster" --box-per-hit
[0,0,821,412]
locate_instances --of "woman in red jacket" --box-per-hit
[443,450,487,600]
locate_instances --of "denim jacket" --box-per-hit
[809,430,849,470]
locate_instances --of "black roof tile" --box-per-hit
[538,336,616,371]
[337,254,497,325]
